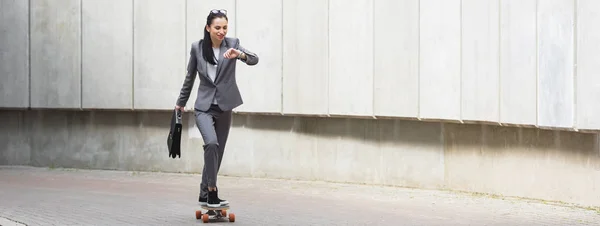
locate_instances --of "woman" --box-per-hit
[175,9,259,208]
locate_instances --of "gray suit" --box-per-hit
[175,37,258,200]
[176,37,259,111]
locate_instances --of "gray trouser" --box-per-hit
[195,104,232,198]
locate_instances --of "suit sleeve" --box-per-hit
[236,39,259,66]
[176,43,198,107]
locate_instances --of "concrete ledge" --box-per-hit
[1,109,599,208]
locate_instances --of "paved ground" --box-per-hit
[0,166,599,226]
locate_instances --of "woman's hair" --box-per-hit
[202,10,228,65]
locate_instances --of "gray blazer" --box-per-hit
[176,37,259,112]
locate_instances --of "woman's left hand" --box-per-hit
[223,48,241,59]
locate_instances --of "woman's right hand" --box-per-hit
[175,105,184,112]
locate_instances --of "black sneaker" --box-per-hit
[215,189,229,206]
[207,191,222,208]
[198,196,208,206]
[199,193,228,206]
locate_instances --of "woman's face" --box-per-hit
[206,17,228,42]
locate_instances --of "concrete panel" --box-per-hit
[81,0,133,109]
[373,0,419,118]
[0,111,31,165]
[461,0,500,123]
[30,0,81,109]
[499,0,537,126]
[185,0,236,112]
[377,119,445,188]
[328,0,373,116]
[0,0,29,108]
[419,0,461,120]
[537,0,575,129]
[444,123,600,207]
[282,0,329,115]
[133,0,185,110]
[234,0,282,113]
[22,110,205,171]
[576,0,600,131]
[223,115,445,189]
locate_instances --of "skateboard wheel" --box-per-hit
[202,214,209,223]
[228,213,235,222]
[195,210,202,220]
[221,210,227,216]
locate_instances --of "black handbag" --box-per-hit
[167,109,183,158]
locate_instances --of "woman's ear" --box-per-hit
[205,25,210,32]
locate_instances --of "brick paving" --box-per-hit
[0,165,599,226]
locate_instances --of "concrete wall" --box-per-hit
[82,0,133,109]
[2,0,600,131]
[2,0,600,208]
[0,0,29,109]
[29,0,82,109]
[499,0,537,126]
[1,109,599,208]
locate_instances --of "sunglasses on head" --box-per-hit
[210,9,227,15]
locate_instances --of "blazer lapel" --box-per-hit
[197,40,214,85]
[215,40,228,83]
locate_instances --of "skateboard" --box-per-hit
[195,205,235,223]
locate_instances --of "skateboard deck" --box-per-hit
[195,205,235,223]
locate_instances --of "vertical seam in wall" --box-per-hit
[459,0,463,121]
[441,122,446,185]
[28,0,31,109]
[184,0,186,71]
[80,0,83,110]
[131,0,135,110]
[280,0,283,115]
[235,0,238,43]
[535,0,539,127]
[498,0,502,124]
[597,133,600,156]
[24,0,31,163]
[418,0,421,119]
[232,0,234,35]
[371,1,382,183]
[326,0,330,116]
[185,0,187,92]
[183,0,187,152]
[371,0,375,118]
[573,0,578,130]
